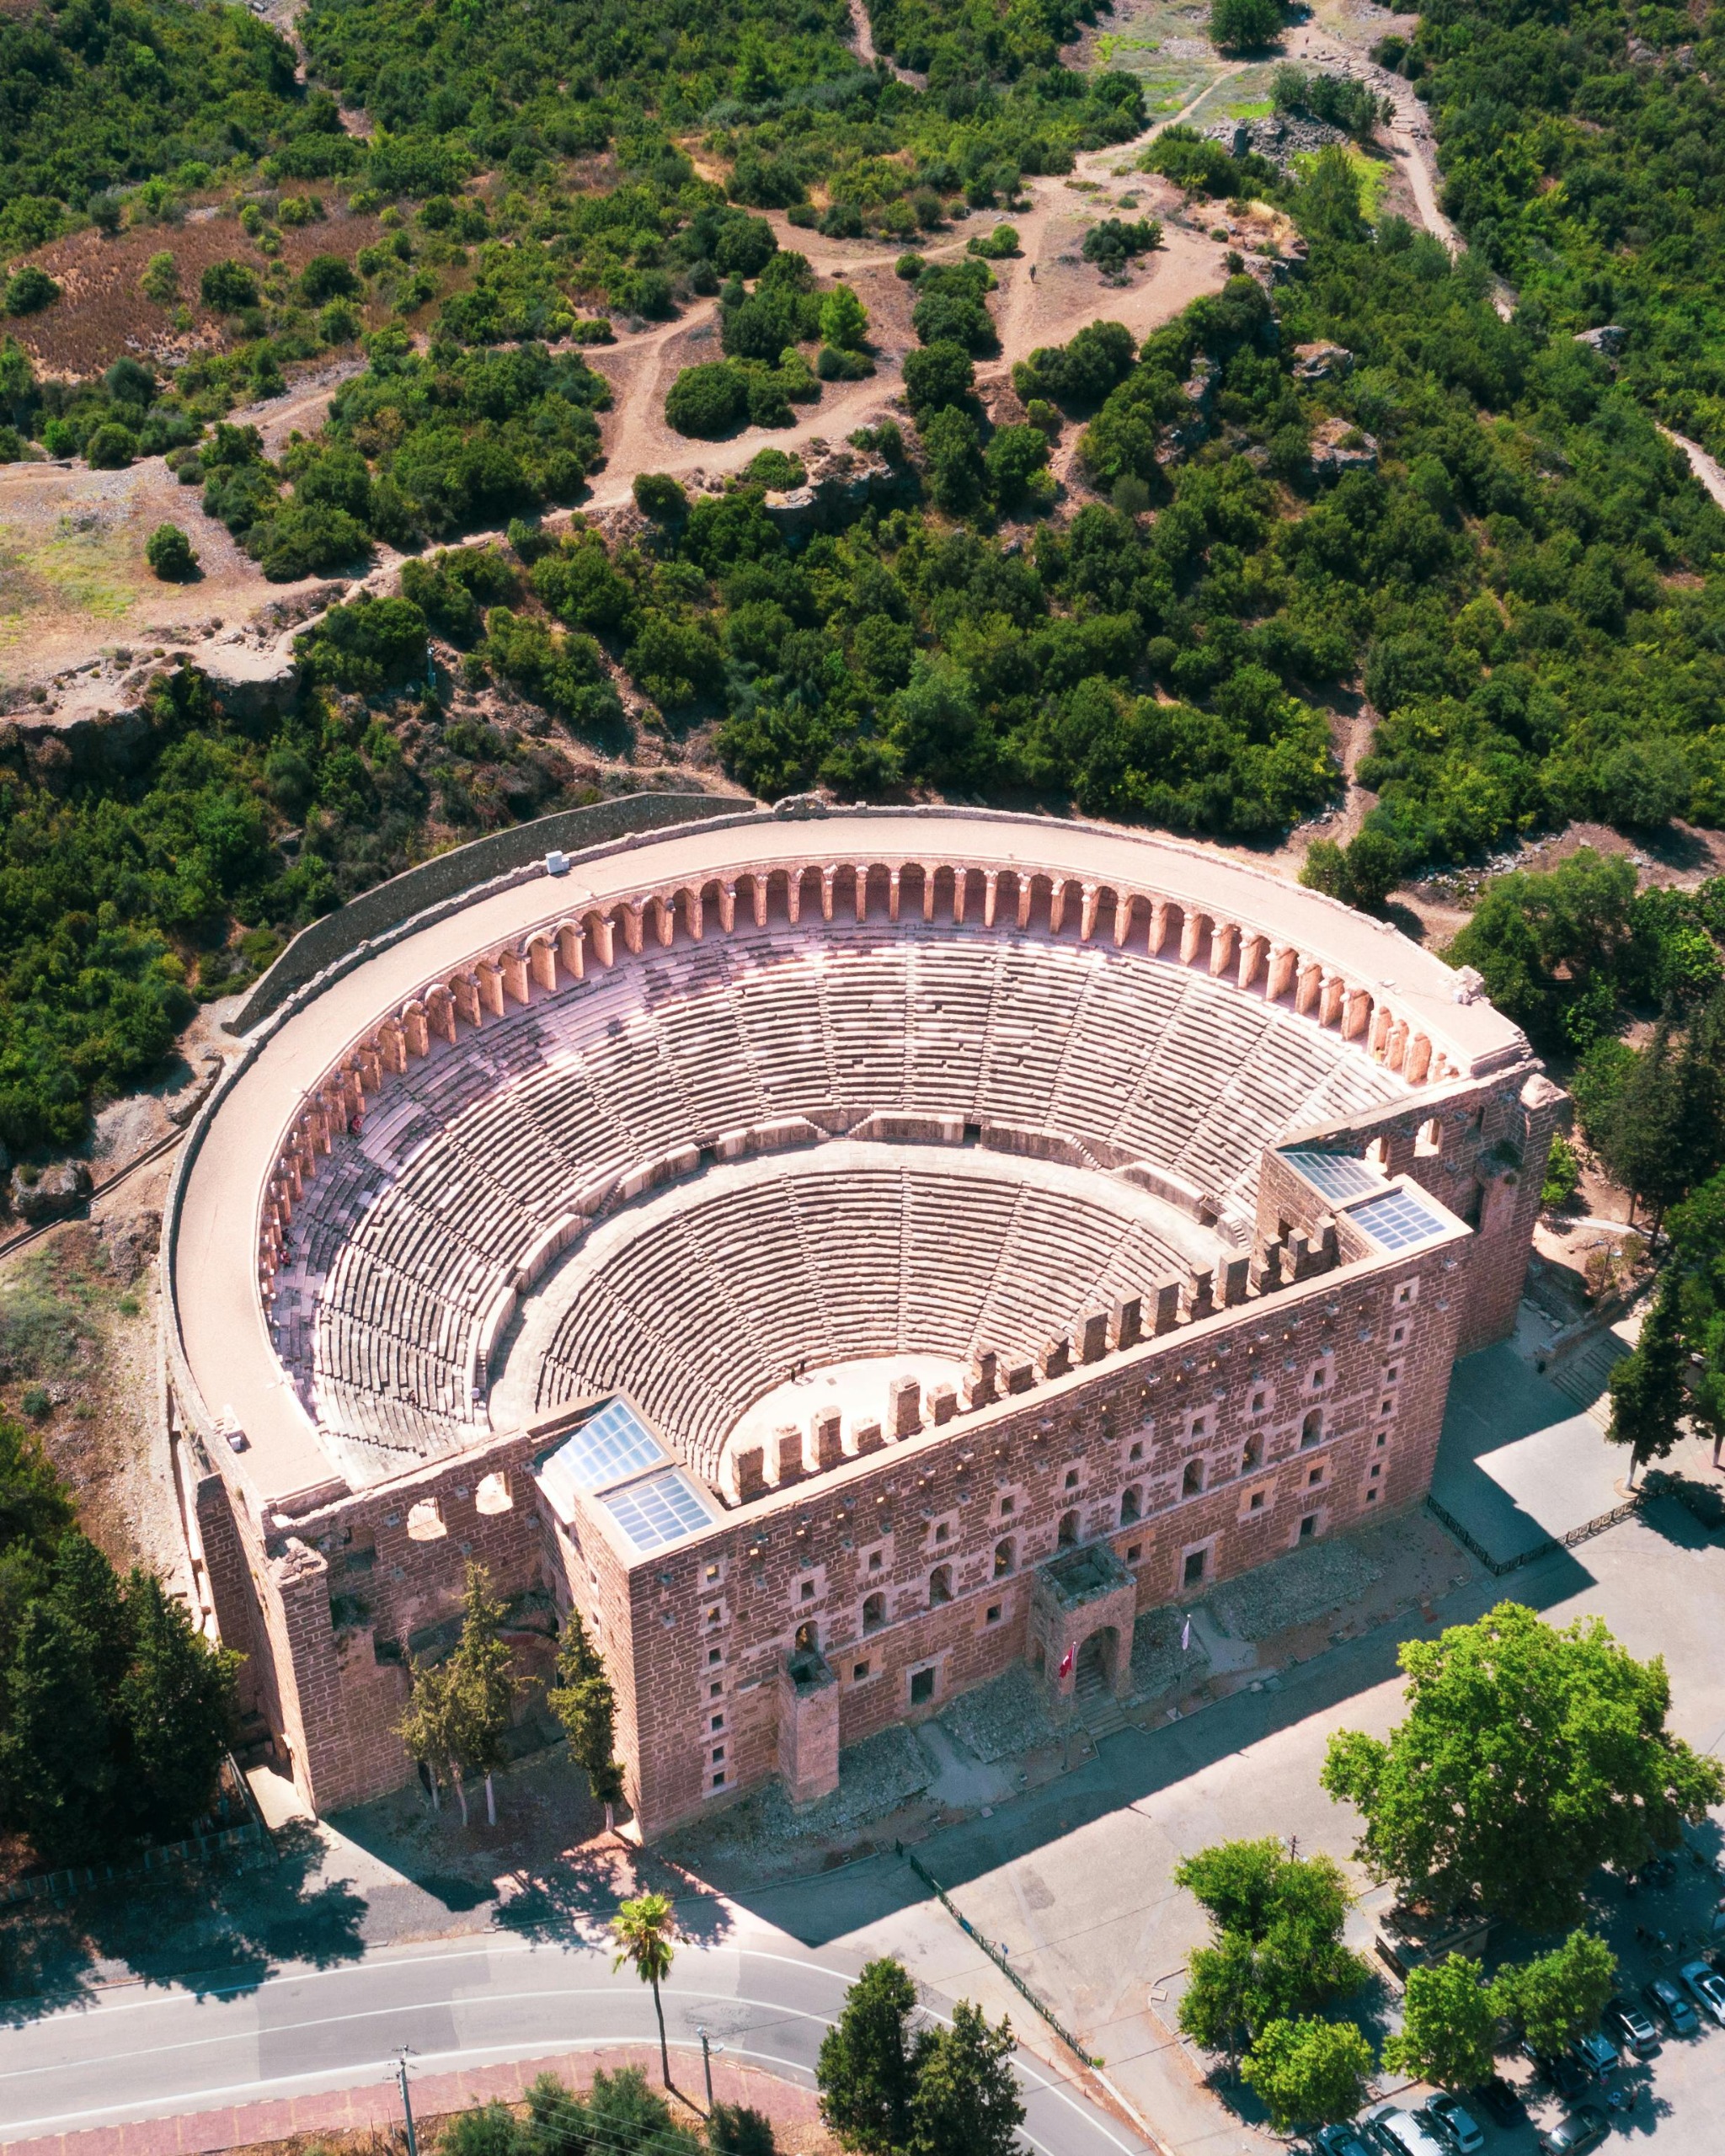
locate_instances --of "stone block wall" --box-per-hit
[562,1235,1465,1840]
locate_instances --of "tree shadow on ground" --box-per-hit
[0,1818,366,2024]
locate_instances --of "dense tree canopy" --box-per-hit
[0,1415,238,1864]
[1322,1601,1725,1930]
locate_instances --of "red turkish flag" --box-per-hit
[1058,1647,1073,1680]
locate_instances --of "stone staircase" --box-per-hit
[1074,1650,1130,1741]
[1546,1329,1631,1425]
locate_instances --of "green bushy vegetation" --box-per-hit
[0,0,317,259]
[0,650,611,1152]
[1398,0,1725,461]
[0,1414,239,1865]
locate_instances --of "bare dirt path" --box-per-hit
[845,0,924,86]
[1661,426,1725,514]
[2,60,1239,707]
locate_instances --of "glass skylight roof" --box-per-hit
[1349,1187,1452,1252]
[555,1398,666,1491]
[1281,1148,1382,1201]
[602,1469,716,1552]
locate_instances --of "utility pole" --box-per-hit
[696,2025,724,2112]
[395,2050,419,2156]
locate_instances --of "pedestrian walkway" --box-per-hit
[5,2047,825,2156]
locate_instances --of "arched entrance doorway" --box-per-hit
[1074,1625,1119,1702]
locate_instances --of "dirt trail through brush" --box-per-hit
[2,63,1241,705]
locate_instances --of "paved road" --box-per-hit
[0,1923,1143,2156]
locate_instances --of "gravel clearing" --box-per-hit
[1208,1530,1388,1641]
[1130,1606,1212,1700]
[937,1665,1059,1762]
[661,1723,929,1869]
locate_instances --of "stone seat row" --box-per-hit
[273,911,1406,1454]
[527,1164,1194,1478]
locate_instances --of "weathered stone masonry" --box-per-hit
[163,808,1559,1832]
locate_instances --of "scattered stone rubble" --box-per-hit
[1293,339,1354,383]
[1311,413,1380,477]
[661,1721,930,1865]
[8,1158,93,1225]
[937,1664,1058,1764]
[1208,1529,1389,1642]
[1205,112,1349,169]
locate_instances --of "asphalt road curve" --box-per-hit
[0,1929,1146,2156]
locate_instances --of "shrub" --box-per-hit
[1210,0,1282,51]
[300,253,360,303]
[141,252,179,306]
[3,266,59,316]
[145,524,199,581]
[296,594,429,692]
[85,423,137,469]
[967,224,1021,259]
[200,259,260,312]
[633,472,689,522]
[902,340,975,417]
[1081,217,1162,271]
[665,360,749,439]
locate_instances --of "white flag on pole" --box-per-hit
[1181,1616,1192,1652]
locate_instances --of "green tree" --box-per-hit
[1607,1270,1687,1485]
[1599,1021,1687,1230]
[547,1606,625,1830]
[200,259,259,312]
[1492,1931,1616,2058]
[633,472,688,523]
[1658,1172,1725,1466]
[397,1655,466,1819]
[448,1562,519,1824]
[1381,1954,1497,2090]
[906,2000,1023,2156]
[612,1892,677,2087]
[146,523,199,581]
[438,2100,526,2156]
[118,1569,240,1843]
[817,1956,923,2155]
[1174,1840,1368,2052]
[820,284,869,351]
[1210,0,1281,52]
[0,1601,119,1862]
[665,361,749,438]
[1240,2017,1374,2132]
[1322,1602,1725,1930]
[141,251,179,306]
[1541,1133,1580,1211]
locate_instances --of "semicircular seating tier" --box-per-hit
[270,905,1412,1482]
[492,1145,1219,1482]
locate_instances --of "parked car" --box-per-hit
[1644,1975,1700,2034]
[1567,2029,1618,2080]
[1522,2050,1591,2102]
[1311,2127,1373,2156]
[1537,2107,1609,2156]
[1604,1995,1659,2057]
[1475,2077,1530,2128]
[1367,2110,1449,2156]
[1680,1958,1725,2024]
[1422,2094,1484,2153]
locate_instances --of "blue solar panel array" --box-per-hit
[603,1470,715,1552]
[1349,1187,1450,1251]
[558,1398,665,1490]
[1282,1148,1381,1201]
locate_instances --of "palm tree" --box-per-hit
[611,1891,676,2085]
